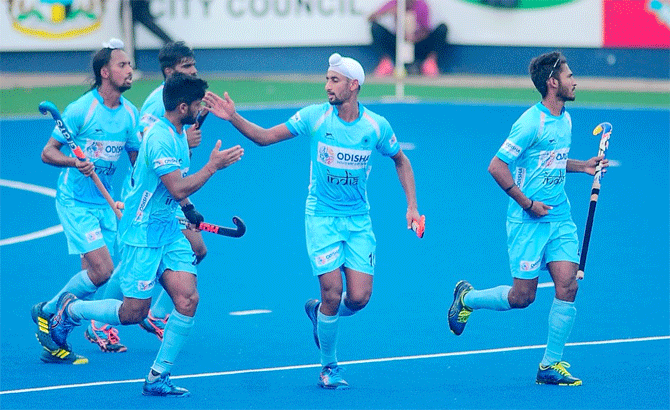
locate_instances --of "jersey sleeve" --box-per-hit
[145,130,181,178]
[125,102,141,152]
[51,101,84,145]
[285,105,315,137]
[375,117,400,157]
[495,115,539,165]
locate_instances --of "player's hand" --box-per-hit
[525,200,552,217]
[584,155,609,176]
[186,125,202,149]
[202,91,236,121]
[182,204,204,227]
[74,158,95,176]
[114,201,125,211]
[208,140,244,171]
[406,208,424,237]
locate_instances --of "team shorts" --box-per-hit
[305,214,376,276]
[56,201,117,256]
[118,235,197,299]
[506,219,579,280]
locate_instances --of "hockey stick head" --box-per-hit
[38,101,60,118]
[593,122,611,155]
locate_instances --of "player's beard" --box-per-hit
[182,106,198,125]
[556,80,575,102]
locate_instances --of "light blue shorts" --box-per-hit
[305,214,376,276]
[506,219,579,280]
[118,236,197,299]
[56,201,116,256]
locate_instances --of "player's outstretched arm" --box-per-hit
[202,91,294,146]
[567,155,608,175]
[391,150,422,230]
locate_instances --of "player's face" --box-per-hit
[325,71,355,105]
[181,99,201,125]
[556,63,576,102]
[107,49,133,93]
[173,57,197,77]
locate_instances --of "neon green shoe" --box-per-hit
[536,361,582,386]
[448,280,473,335]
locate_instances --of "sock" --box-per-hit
[43,270,97,314]
[69,299,122,325]
[151,310,194,375]
[317,311,339,367]
[150,289,174,319]
[463,285,512,311]
[541,298,576,366]
[92,266,124,329]
[147,369,161,382]
[337,292,357,317]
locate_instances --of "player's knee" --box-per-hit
[556,280,578,302]
[509,289,536,309]
[345,290,372,311]
[174,291,199,316]
[119,303,150,325]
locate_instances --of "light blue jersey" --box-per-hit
[52,89,139,207]
[119,117,190,247]
[496,102,572,223]
[285,102,400,216]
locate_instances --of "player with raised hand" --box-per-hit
[32,38,140,363]
[203,53,424,389]
[85,41,208,350]
[447,51,608,386]
[39,73,243,397]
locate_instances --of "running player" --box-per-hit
[85,41,206,350]
[40,73,244,396]
[32,38,139,363]
[447,51,608,386]
[202,53,423,389]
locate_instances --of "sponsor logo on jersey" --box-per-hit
[84,140,125,161]
[519,258,542,272]
[153,157,180,168]
[501,139,522,158]
[137,278,156,292]
[317,142,371,169]
[539,148,569,169]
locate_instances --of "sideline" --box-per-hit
[2,335,667,395]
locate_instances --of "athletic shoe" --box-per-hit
[373,57,394,77]
[318,365,349,390]
[142,372,191,397]
[39,347,88,365]
[536,361,582,386]
[85,321,127,353]
[448,280,473,336]
[304,299,320,349]
[49,292,80,348]
[32,301,62,352]
[421,55,439,77]
[139,311,169,341]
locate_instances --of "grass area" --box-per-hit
[1,78,668,117]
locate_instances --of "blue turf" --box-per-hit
[1,103,668,409]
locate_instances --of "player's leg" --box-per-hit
[449,221,545,335]
[339,214,376,317]
[85,266,128,352]
[142,238,197,397]
[536,220,581,386]
[303,215,349,389]
[141,228,206,340]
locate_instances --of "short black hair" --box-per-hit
[163,72,208,111]
[158,41,195,78]
[529,51,566,98]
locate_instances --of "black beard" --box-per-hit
[119,84,131,93]
[328,100,343,106]
[182,115,197,125]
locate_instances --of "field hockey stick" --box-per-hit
[39,101,123,219]
[411,214,426,238]
[576,122,612,280]
[195,109,208,130]
[178,216,246,238]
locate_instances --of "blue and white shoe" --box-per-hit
[142,373,191,397]
[318,365,349,390]
[536,361,582,386]
[48,292,80,348]
[304,299,320,349]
